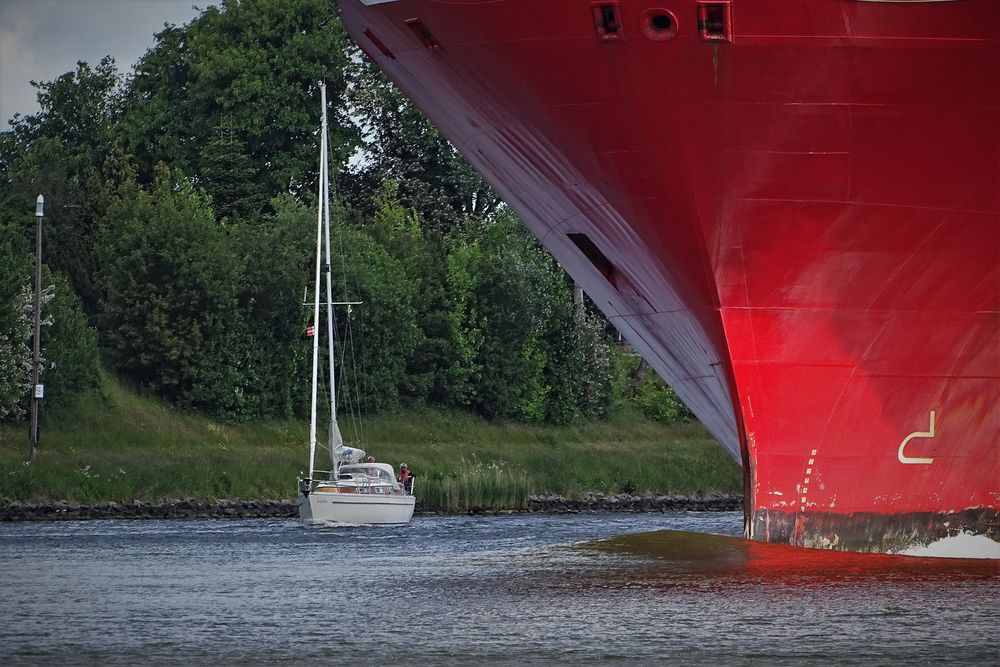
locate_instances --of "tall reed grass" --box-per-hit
[418,459,532,512]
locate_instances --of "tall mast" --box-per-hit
[307,85,325,481]
[320,83,344,462]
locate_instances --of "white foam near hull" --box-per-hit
[297,492,415,525]
[900,533,1000,560]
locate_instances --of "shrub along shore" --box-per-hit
[0,375,742,519]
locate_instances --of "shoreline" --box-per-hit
[0,492,743,521]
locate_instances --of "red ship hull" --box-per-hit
[340,0,999,556]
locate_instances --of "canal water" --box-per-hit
[1,512,997,665]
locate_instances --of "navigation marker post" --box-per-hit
[29,195,44,463]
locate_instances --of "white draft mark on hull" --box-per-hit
[799,449,817,513]
[898,410,936,465]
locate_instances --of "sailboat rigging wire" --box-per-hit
[331,310,362,449]
[318,359,333,460]
[349,309,368,449]
[343,311,364,450]
[320,84,342,462]
[326,147,367,454]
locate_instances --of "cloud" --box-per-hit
[0,1,54,125]
[0,0,202,129]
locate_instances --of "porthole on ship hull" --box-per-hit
[641,8,678,41]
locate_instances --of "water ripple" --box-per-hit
[1,512,996,665]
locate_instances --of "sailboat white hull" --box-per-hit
[297,85,416,529]
[297,491,415,525]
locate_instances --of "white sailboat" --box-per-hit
[296,83,415,525]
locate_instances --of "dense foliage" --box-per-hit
[96,169,246,415]
[0,0,691,430]
[122,0,357,204]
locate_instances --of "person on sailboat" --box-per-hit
[397,463,416,494]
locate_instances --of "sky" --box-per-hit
[0,0,204,130]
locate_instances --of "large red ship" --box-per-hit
[339,0,999,557]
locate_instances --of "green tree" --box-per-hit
[0,222,32,420]
[445,215,556,421]
[329,223,421,413]
[95,167,246,416]
[365,181,458,403]
[631,361,695,424]
[1,57,123,177]
[0,138,102,314]
[574,304,617,418]
[441,211,619,423]
[535,283,585,425]
[345,58,500,231]
[0,58,125,317]
[200,118,267,222]
[538,290,617,425]
[233,196,316,418]
[0,222,99,420]
[39,269,100,413]
[123,0,358,205]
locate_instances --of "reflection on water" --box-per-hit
[1,513,997,666]
[580,530,1000,588]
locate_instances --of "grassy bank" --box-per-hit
[0,374,742,512]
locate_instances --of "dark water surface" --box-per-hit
[1,512,997,665]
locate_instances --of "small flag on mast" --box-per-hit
[305,325,315,337]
